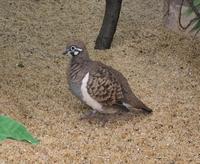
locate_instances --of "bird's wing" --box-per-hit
[87,61,152,112]
[87,63,124,106]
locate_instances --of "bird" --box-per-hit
[63,40,152,118]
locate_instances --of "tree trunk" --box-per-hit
[95,0,122,50]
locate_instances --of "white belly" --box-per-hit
[81,72,103,112]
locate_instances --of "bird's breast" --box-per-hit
[80,72,103,112]
[69,81,82,99]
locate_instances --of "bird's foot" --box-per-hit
[79,110,97,120]
[80,110,108,127]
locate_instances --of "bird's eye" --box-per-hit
[71,46,76,50]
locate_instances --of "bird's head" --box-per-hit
[63,40,88,58]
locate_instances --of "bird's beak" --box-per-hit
[62,48,69,55]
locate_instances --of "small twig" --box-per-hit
[179,16,199,30]
[179,0,187,29]
[18,53,22,61]
[17,53,25,68]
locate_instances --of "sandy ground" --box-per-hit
[0,0,200,163]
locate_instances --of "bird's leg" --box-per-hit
[80,110,109,126]
[79,110,97,120]
[97,113,109,127]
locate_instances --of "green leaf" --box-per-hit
[0,115,39,144]
[193,0,200,7]
[191,20,200,32]
[184,0,200,16]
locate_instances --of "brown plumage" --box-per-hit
[63,40,152,114]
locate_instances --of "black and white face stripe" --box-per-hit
[68,45,83,56]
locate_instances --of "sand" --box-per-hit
[0,0,200,163]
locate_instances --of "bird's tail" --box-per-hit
[140,104,152,113]
[124,94,153,113]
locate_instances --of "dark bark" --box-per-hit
[95,0,122,50]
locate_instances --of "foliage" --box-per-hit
[185,0,200,33]
[0,115,39,144]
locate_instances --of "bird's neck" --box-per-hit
[71,53,90,65]
[69,54,90,82]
